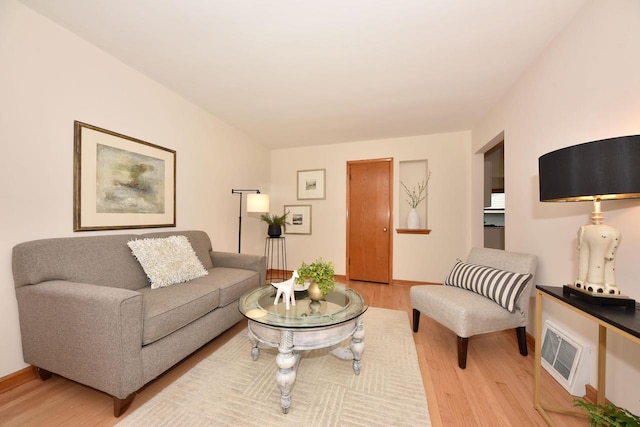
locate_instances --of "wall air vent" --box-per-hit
[540,321,590,396]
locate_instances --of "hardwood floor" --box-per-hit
[0,280,588,426]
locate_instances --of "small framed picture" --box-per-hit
[284,205,312,235]
[297,169,326,200]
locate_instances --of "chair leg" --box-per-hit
[516,326,528,356]
[412,309,420,332]
[457,336,468,369]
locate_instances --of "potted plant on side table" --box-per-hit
[260,211,290,237]
[295,258,336,302]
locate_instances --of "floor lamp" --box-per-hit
[231,189,270,253]
[539,135,640,301]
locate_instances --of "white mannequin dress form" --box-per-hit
[574,198,621,295]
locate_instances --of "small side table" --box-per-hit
[264,237,287,283]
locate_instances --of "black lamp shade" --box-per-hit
[539,135,640,202]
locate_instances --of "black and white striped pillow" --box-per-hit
[444,260,532,312]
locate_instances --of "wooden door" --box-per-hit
[346,158,393,283]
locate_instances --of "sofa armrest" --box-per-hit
[15,281,144,399]
[210,251,266,286]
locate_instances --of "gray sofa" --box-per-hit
[12,230,265,416]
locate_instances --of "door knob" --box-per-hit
[383,228,388,232]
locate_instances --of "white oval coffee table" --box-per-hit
[238,283,367,414]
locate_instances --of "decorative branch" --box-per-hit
[401,171,431,208]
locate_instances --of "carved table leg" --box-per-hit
[248,329,260,361]
[350,317,365,375]
[329,317,366,375]
[276,330,298,414]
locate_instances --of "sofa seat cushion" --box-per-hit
[138,277,220,345]
[209,267,260,307]
[410,285,527,338]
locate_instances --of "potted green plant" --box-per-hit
[259,212,290,237]
[295,258,336,299]
[573,398,640,426]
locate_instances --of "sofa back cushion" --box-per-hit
[139,230,214,270]
[12,230,214,291]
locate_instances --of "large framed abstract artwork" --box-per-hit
[73,121,176,231]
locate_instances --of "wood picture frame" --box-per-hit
[73,121,176,231]
[284,204,312,235]
[297,169,326,200]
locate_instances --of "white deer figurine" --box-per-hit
[272,270,299,310]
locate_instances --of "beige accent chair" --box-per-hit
[410,247,537,369]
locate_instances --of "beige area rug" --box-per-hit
[118,307,431,427]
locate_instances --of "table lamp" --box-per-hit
[539,135,640,299]
[232,189,270,253]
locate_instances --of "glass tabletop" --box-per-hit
[238,282,367,328]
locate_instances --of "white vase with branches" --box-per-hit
[401,171,431,229]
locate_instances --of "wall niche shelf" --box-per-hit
[399,159,430,230]
[396,228,431,234]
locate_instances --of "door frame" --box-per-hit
[346,158,393,283]
[482,135,505,250]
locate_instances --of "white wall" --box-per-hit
[270,131,471,283]
[472,0,640,412]
[0,0,269,378]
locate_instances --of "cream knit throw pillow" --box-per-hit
[128,235,208,289]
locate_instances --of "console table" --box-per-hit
[264,237,287,283]
[534,285,640,426]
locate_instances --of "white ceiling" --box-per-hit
[19,0,587,148]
